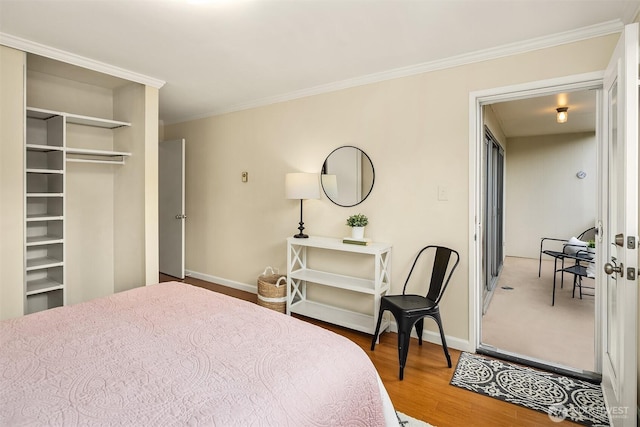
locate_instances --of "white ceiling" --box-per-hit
[490,89,598,138]
[0,0,638,126]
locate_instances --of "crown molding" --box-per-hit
[0,33,165,89]
[166,19,623,125]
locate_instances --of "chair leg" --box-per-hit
[370,307,386,351]
[552,268,557,306]
[397,319,412,380]
[415,318,424,346]
[432,311,452,368]
[538,251,542,277]
[579,276,583,299]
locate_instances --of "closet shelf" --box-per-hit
[66,147,131,157]
[27,107,131,129]
[26,256,63,271]
[26,193,64,198]
[26,214,63,222]
[26,168,63,174]
[26,278,64,296]
[26,235,64,246]
[26,144,64,152]
[66,147,131,165]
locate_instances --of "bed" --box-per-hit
[0,281,398,426]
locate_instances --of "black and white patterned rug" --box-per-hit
[450,352,609,426]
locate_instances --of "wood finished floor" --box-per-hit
[159,274,579,427]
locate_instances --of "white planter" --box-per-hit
[351,226,365,239]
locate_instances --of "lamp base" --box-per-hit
[294,220,308,238]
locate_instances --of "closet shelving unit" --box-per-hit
[24,107,131,314]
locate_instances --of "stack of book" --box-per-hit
[343,237,372,246]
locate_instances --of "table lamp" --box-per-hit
[286,173,320,238]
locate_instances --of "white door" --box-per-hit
[599,23,638,426]
[159,139,185,279]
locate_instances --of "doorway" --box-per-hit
[469,74,603,378]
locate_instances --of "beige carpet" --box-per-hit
[482,256,595,372]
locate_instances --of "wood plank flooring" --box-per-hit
[159,274,578,426]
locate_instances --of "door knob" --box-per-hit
[604,262,623,277]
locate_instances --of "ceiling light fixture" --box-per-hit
[556,107,568,124]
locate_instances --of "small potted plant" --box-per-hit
[346,214,368,239]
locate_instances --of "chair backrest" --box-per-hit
[578,227,596,242]
[402,245,460,304]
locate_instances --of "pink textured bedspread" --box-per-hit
[1,282,386,426]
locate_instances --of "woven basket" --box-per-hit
[257,268,287,314]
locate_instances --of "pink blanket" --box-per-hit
[1,282,386,426]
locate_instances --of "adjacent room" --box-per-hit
[1,1,639,426]
[480,91,598,374]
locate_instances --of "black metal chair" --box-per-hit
[551,249,594,305]
[566,249,596,300]
[370,245,459,380]
[538,227,596,287]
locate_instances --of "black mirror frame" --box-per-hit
[321,145,375,207]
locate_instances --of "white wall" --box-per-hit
[0,46,25,320]
[505,132,597,259]
[163,34,618,344]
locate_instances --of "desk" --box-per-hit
[552,251,594,306]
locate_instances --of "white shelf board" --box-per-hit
[26,168,63,174]
[26,143,64,152]
[26,235,64,246]
[290,268,384,294]
[26,278,64,296]
[66,147,131,157]
[67,158,125,165]
[27,106,130,129]
[290,300,387,335]
[26,107,60,120]
[66,113,130,129]
[287,236,392,255]
[26,214,63,222]
[26,193,64,198]
[26,256,63,271]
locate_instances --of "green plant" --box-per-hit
[587,239,596,248]
[346,213,368,227]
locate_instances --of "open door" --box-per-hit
[599,23,638,426]
[159,139,185,279]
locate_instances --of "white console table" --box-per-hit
[286,236,391,335]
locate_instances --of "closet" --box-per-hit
[0,49,159,319]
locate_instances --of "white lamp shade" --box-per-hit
[286,173,320,200]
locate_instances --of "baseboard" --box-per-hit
[185,269,472,352]
[185,269,257,294]
[386,320,473,353]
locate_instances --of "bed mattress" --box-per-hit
[1,282,394,426]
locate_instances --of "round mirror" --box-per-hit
[321,146,375,207]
